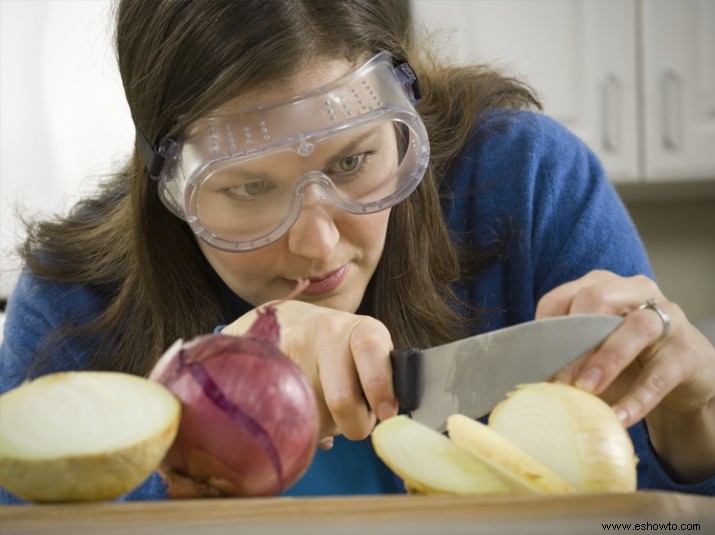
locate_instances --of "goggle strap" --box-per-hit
[393,61,422,104]
[135,126,165,181]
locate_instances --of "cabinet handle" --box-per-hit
[601,73,620,152]
[662,70,681,151]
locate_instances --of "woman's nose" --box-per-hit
[286,200,340,260]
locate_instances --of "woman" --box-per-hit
[1,0,713,501]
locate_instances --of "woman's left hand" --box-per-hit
[536,270,715,482]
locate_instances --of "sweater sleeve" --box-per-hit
[527,116,652,297]
[0,271,105,393]
[445,111,653,325]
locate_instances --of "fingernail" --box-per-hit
[318,437,334,450]
[575,367,602,392]
[615,408,629,425]
[377,402,396,422]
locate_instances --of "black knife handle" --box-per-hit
[390,348,423,411]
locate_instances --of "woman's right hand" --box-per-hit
[221,301,399,449]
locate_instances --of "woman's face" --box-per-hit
[196,59,393,312]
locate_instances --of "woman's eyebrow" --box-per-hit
[327,128,382,161]
[226,168,272,182]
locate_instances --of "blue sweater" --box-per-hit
[2,111,713,502]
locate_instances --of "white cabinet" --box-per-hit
[641,0,715,181]
[410,0,715,183]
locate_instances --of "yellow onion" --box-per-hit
[0,372,180,502]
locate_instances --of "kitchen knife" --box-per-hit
[390,314,623,431]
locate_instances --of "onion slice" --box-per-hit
[0,372,180,502]
[447,414,575,493]
[372,415,551,494]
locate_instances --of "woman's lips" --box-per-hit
[297,264,350,296]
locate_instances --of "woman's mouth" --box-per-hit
[295,264,350,296]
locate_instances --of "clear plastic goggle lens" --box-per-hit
[189,120,418,251]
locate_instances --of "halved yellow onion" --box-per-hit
[0,372,180,502]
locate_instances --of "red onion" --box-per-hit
[149,306,319,498]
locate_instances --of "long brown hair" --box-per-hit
[21,0,539,376]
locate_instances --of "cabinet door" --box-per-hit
[410,0,639,181]
[641,0,715,181]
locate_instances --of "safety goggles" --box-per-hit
[148,52,429,252]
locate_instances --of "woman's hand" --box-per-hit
[536,270,715,482]
[222,301,399,449]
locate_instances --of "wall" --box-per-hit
[0,0,133,299]
[621,195,715,339]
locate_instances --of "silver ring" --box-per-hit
[637,298,670,345]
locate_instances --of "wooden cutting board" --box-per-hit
[1,492,713,535]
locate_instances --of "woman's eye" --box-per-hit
[227,181,269,198]
[336,154,363,174]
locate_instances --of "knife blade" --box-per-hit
[390,314,623,431]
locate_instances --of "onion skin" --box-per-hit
[150,309,319,498]
[0,427,178,503]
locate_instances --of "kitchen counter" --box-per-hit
[1,492,713,535]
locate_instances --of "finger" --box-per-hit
[567,275,663,317]
[536,271,661,319]
[319,353,374,440]
[536,270,616,318]
[552,352,591,385]
[317,318,375,440]
[611,347,687,427]
[318,436,335,450]
[160,468,222,498]
[570,304,670,395]
[612,302,714,425]
[350,318,397,423]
